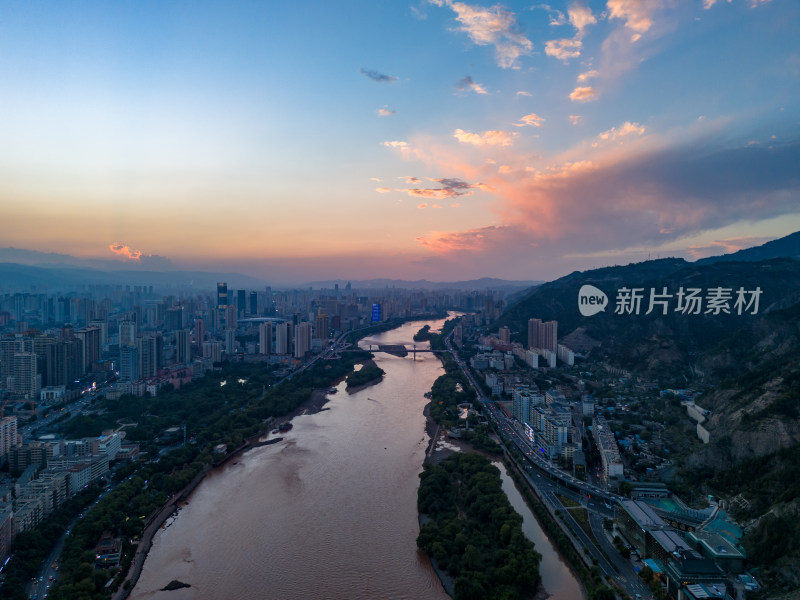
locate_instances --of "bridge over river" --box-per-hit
[367,344,448,358]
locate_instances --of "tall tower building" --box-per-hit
[315,313,329,342]
[259,322,273,355]
[119,345,140,382]
[226,305,238,331]
[275,322,289,355]
[237,290,246,317]
[249,291,258,316]
[217,282,228,308]
[527,318,542,350]
[176,329,191,365]
[294,322,312,359]
[540,321,558,353]
[75,326,101,374]
[224,329,236,355]
[12,352,39,400]
[194,319,205,346]
[138,335,159,380]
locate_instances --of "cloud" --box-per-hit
[109,243,144,260]
[454,128,517,146]
[515,113,545,128]
[360,68,398,83]
[577,69,598,82]
[376,187,392,193]
[569,86,597,102]
[455,75,489,95]
[378,107,396,117]
[598,121,645,141]
[397,176,488,199]
[417,203,429,209]
[411,136,800,280]
[381,140,428,161]
[569,115,582,125]
[533,4,567,26]
[607,0,658,36]
[371,177,383,182]
[417,225,516,252]
[516,90,532,96]
[568,3,597,34]
[687,236,774,259]
[431,0,533,68]
[545,38,583,61]
[702,0,731,7]
[402,175,423,184]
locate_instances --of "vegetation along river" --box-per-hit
[130,316,582,599]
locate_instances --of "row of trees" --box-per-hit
[11,351,375,600]
[416,453,542,600]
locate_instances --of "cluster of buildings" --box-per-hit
[0,415,138,564]
[0,283,514,406]
[615,483,749,599]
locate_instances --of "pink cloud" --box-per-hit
[569,86,597,102]
[454,128,517,146]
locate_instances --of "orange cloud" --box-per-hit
[516,113,545,128]
[598,121,645,141]
[454,128,516,146]
[569,86,597,102]
[109,243,144,260]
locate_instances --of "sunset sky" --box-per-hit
[1,1,798,284]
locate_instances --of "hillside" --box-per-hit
[495,257,800,380]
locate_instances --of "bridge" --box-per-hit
[367,344,448,358]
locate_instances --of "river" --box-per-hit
[130,316,583,600]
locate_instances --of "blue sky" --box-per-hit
[0,0,798,284]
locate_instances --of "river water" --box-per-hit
[130,317,582,600]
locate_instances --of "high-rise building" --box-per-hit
[226,305,237,331]
[138,335,160,380]
[166,307,183,331]
[176,329,191,365]
[0,416,18,458]
[540,321,558,353]
[119,345,140,382]
[527,318,541,349]
[194,319,205,346]
[75,326,101,374]
[259,322,273,355]
[237,290,246,317]
[12,352,39,400]
[294,322,312,358]
[315,313,329,341]
[499,326,510,345]
[249,291,258,316]
[275,322,289,355]
[224,329,236,355]
[119,320,137,348]
[203,341,223,363]
[217,282,228,308]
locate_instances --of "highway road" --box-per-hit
[445,336,654,600]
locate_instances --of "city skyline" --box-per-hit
[1,1,799,285]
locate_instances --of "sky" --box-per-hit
[1,0,799,285]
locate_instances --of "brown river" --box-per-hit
[130,316,583,600]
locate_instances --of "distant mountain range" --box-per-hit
[302,277,542,291]
[0,262,268,293]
